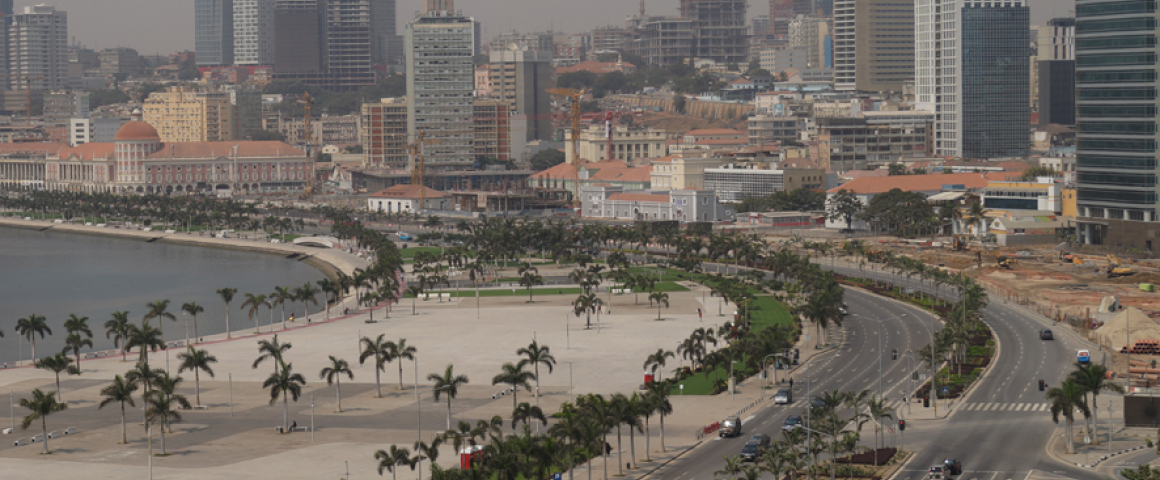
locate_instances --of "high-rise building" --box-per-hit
[1075,0,1160,234]
[0,0,12,16]
[684,0,748,66]
[1036,17,1075,126]
[98,48,141,77]
[44,91,89,125]
[234,0,276,65]
[788,15,830,68]
[231,87,264,140]
[196,0,234,66]
[370,0,400,64]
[142,88,234,143]
[405,0,475,170]
[8,5,68,91]
[473,99,511,162]
[488,46,552,141]
[326,0,376,88]
[769,0,793,39]
[361,97,409,168]
[916,0,1029,158]
[274,0,324,73]
[834,0,914,93]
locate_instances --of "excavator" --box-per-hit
[993,252,1016,270]
[1107,255,1134,278]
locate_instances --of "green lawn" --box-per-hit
[401,246,441,260]
[670,294,793,395]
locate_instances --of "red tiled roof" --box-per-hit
[0,142,67,156]
[651,155,676,163]
[529,161,580,180]
[369,184,449,199]
[608,193,669,202]
[589,166,651,183]
[685,128,744,136]
[984,171,1026,182]
[828,173,991,195]
[146,141,304,159]
[115,121,160,141]
[60,143,116,161]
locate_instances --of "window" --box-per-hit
[1077,53,1156,66]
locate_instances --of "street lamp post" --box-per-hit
[902,353,916,416]
[761,353,791,398]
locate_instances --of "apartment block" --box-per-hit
[473,100,511,162]
[8,5,68,91]
[817,111,933,171]
[488,47,552,141]
[748,115,800,145]
[405,0,476,170]
[142,88,234,143]
[195,0,234,66]
[361,97,408,168]
[98,48,140,77]
[234,0,276,65]
[834,0,914,93]
[704,165,826,202]
[788,15,830,68]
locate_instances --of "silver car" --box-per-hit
[774,388,792,404]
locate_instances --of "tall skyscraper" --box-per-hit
[234,0,276,65]
[916,0,1029,158]
[406,0,475,170]
[1,0,12,16]
[274,0,323,73]
[326,0,376,88]
[489,46,552,141]
[1075,0,1160,234]
[8,5,67,91]
[196,0,234,66]
[833,0,914,93]
[1037,17,1075,126]
[370,0,400,65]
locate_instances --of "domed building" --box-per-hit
[113,117,163,186]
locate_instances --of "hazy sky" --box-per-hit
[20,0,1075,55]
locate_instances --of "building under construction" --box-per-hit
[627,0,748,66]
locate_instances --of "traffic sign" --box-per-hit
[554,474,562,480]
[941,386,949,394]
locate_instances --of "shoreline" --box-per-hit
[0,217,364,280]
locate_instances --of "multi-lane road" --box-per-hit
[639,255,1104,480]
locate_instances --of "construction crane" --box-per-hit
[300,92,314,198]
[546,88,586,162]
[11,76,45,126]
[407,130,443,207]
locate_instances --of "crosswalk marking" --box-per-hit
[960,402,1048,412]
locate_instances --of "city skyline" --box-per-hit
[19,0,1074,56]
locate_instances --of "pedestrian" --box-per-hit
[789,377,794,389]
[289,313,295,322]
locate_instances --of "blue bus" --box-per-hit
[1077,349,1091,364]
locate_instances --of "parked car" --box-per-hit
[782,415,803,432]
[774,387,792,404]
[1040,329,1054,340]
[719,416,742,437]
[943,459,962,475]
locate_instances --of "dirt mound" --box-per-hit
[1095,307,1160,349]
[1108,273,1160,285]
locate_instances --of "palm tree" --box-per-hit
[646,380,674,452]
[270,286,293,329]
[104,311,133,361]
[866,397,893,465]
[643,349,674,378]
[19,388,67,454]
[177,347,217,407]
[648,291,670,320]
[428,364,470,430]
[147,372,191,454]
[216,287,237,339]
[1047,379,1090,454]
[181,302,205,344]
[406,284,424,315]
[573,292,602,329]
[715,455,745,480]
[143,299,176,334]
[759,443,792,480]
[98,375,137,444]
[1070,362,1123,444]
[64,314,93,340]
[125,323,165,365]
[320,356,354,412]
[374,445,413,480]
[517,340,556,410]
[360,334,391,398]
[964,200,989,238]
[241,293,269,333]
[492,361,536,409]
[253,335,292,374]
[511,402,548,429]
[295,283,320,322]
[15,313,51,361]
[264,360,307,434]
[317,279,339,320]
[389,339,417,391]
[35,353,77,401]
[518,263,545,302]
[615,393,645,470]
[62,332,93,370]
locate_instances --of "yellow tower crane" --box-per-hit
[546,88,586,163]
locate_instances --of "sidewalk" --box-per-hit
[1045,395,1144,468]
